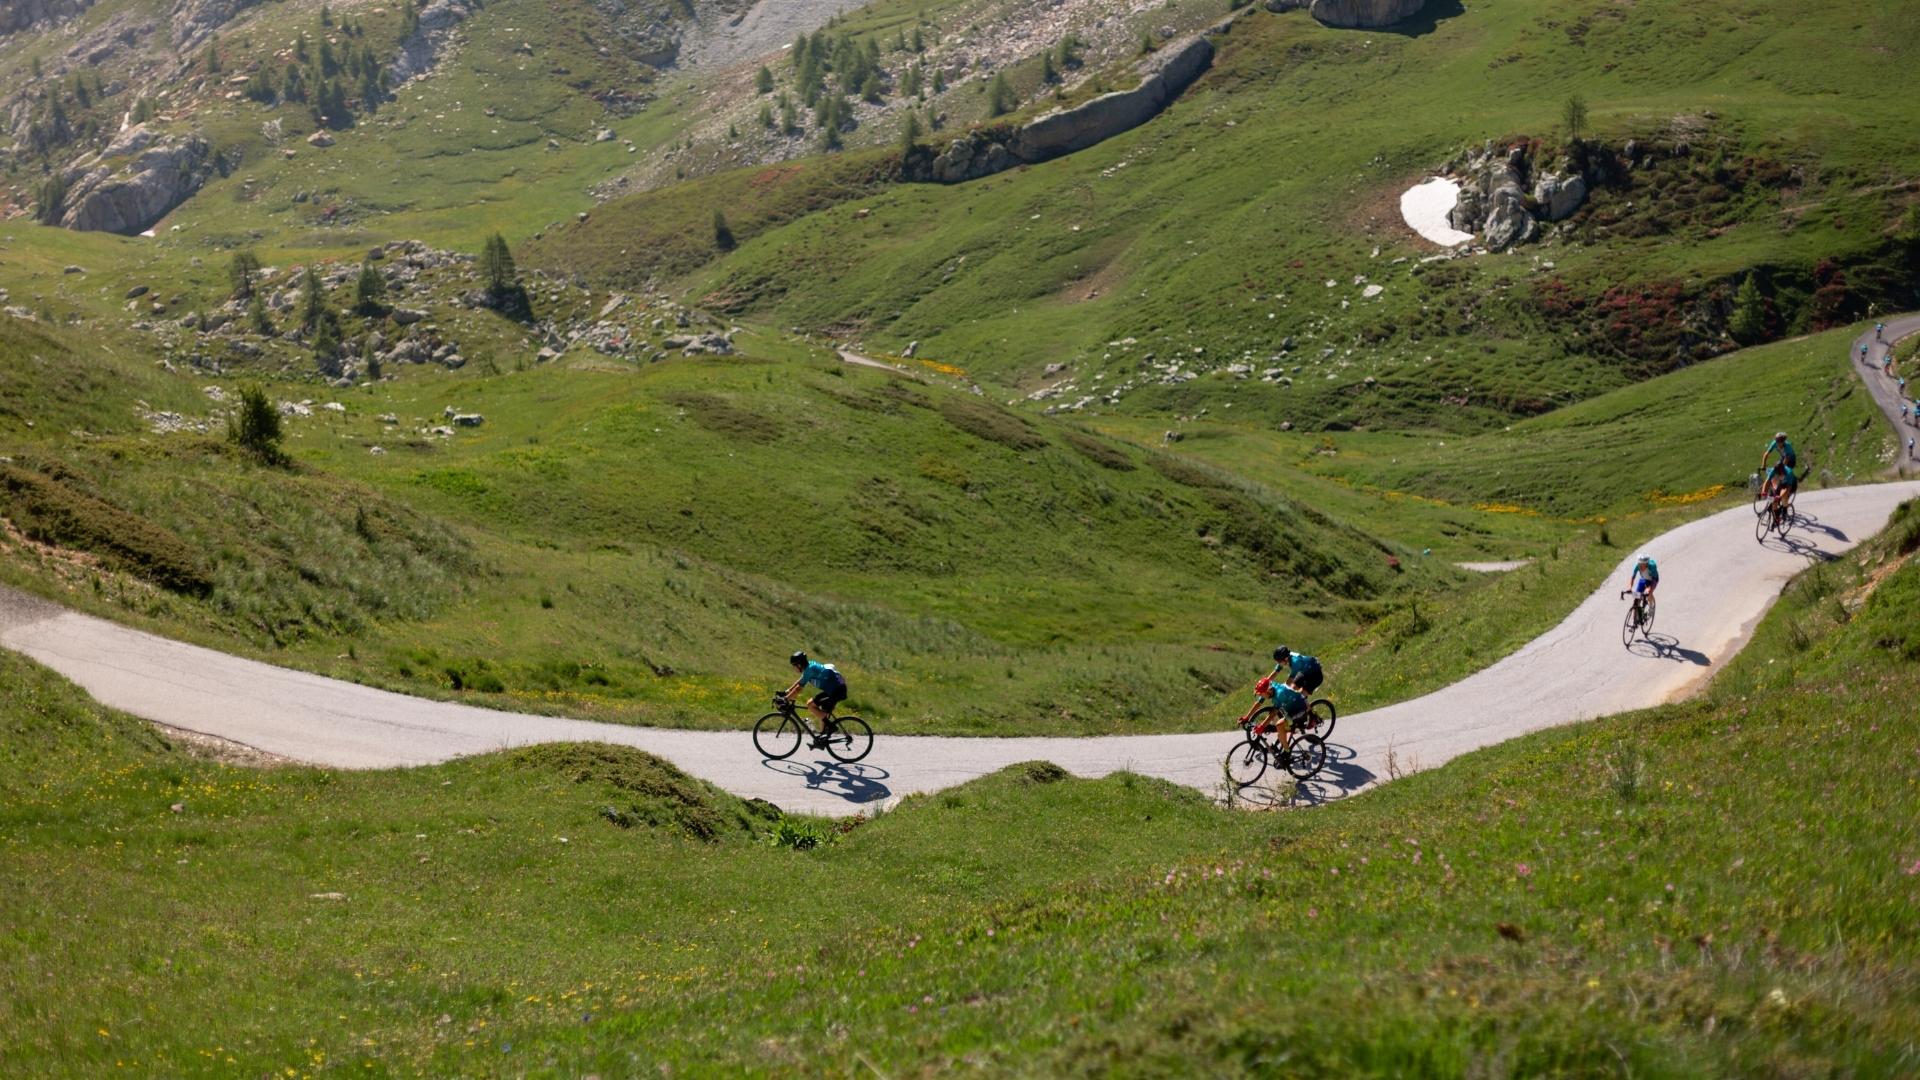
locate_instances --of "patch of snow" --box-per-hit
[1400,178,1473,247]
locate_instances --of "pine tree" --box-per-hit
[480,234,517,297]
[899,110,921,155]
[987,72,1015,116]
[362,336,381,380]
[34,174,69,225]
[779,94,798,134]
[1041,51,1058,85]
[295,32,310,62]
[932,67,946,93]
[354,261,385,314]
[912,26,924,51]
[759,102,774,128]
[229,385,286,465]
[300,265,327,330]
[248,291,275,336]
[755,66,775,94]
[229,250,263,299]
[320,3,333,27]
[72,73,92,107]
[713,209,735,251]
[1729,276,1767,344]
[312,313,342,374]
[861,71,884,104]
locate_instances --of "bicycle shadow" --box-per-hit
[1757,527,1841,562]
[759,759,894,805]
[1230,741,1376,808]
[1628,632,1709,666]
[1789,512,1849,543]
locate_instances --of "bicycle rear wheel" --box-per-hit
[1304,699,1337,743]
[1283,732,1328,780]
[1773,504,1793,538]
[822,716,874,763]
[752,712,803,760]
[1225,735,1270,787]
[1641,596,1656,636]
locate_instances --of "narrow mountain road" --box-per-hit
[1857,316,1920,464]
[5,480,1916,814]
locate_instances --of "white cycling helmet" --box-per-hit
[1774,431,1787,440]
[1636,553,1651,563]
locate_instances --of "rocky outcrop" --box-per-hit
[388,0,475,85]
[1434,140,1596,252]
[0,0,97,35]
[1531,171,1587,222]
[1009,35,1214,163]
[57,127,213,234]
[1308,0,1428,28]
[910,33,1215,185]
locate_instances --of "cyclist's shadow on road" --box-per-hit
[1628,633,1709,666]
[759,758,893,805]
[1758,517,1844,562]
[1234,742,1376,808]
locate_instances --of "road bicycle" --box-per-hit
[752,694,874,763]
[1619,588,1656,646]
[1755,489,1793,542]
[1223,682,1337,786]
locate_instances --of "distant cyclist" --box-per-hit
[1262,646,1323,731]
[1626,553,1659,602]
[1760,431,1797,475]
[780,651,848,741]
[1763,460,1799,512]
[1860,343,1871,364]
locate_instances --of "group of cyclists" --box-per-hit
[775,324,1913,762]
[1867,325,1919,457]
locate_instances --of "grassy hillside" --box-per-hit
[2,310,1894,735]
[4,501,1916,1075]
[529,0,1920,430]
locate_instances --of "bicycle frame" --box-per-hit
[774,695,837,737]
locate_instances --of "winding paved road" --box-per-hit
[4,474,1916,814]
[3,324,1916,814]
[1857,316,1920,461]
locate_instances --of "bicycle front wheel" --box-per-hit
[1225,735,1269,787]
[1622,602,1639,646]
[1283,733,1328,780]
[823,716,874,763]
[1754,509,1770,543]
[752,712,803,760]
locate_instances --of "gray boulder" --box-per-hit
[58,131,213,234]
[1448,183,1485,233]
[1531,172,1588,221]
[1309,0,1427,28]
[1480,189,1537,251]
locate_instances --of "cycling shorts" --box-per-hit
[809,686,847,713]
